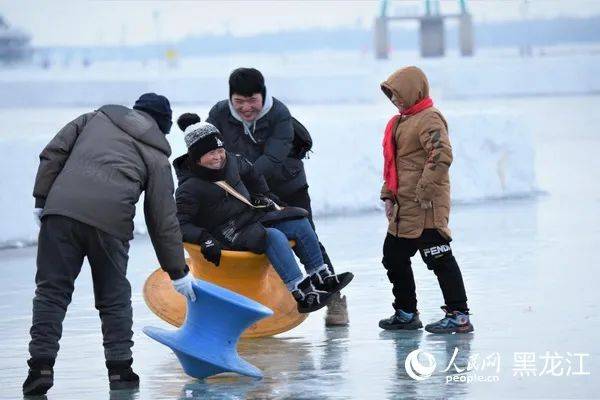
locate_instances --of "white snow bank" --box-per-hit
[295,103,536,217]
[0,104,536,247]
[1,49,599,107]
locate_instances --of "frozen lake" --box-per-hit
[1,94,599,399]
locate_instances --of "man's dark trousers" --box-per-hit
[382,229,468,313]
[29,215,133,362]
[280,186,333,270]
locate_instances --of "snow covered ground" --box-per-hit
[1,47,599,107]
[0,93,599,399]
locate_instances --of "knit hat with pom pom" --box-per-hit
[177,113,224,162]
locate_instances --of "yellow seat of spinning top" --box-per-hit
[143,242,307,338]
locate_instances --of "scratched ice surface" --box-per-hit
[1,95,599,399]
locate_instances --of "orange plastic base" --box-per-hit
[143,242,307,338]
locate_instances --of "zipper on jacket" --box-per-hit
[394,194,400,233]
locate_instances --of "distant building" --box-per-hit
[0,15,32,64]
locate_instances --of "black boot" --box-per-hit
[23,357,54,396]
[310,265,354,294]
[106,359,139,391]
[292,276,334,313]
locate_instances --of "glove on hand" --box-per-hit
[252,195,278,211]
[171,272,197,302]
[33,208,43,227]
[265,192,286,207]
[199,232,222,266]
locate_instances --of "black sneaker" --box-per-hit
[106,359,140,391]
[379,309,423,330]
[310,265,354,294]
[292,276,334,313]
[23,358,54,396]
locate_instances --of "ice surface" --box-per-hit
[0,94,599,399]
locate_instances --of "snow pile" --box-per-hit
[297,104,536,217]
[0,138,48,247]
[0,105,536,247]
[1,49,599,107]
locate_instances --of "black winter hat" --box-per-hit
[229,68,266,99]
[133,93,173,135]
[178,113,224,162]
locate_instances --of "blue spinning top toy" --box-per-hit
[144,280,273,379]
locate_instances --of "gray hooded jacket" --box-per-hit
[33,105,187,279]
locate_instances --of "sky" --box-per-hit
[2,0,600,47]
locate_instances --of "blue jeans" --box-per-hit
[264,218,325,289]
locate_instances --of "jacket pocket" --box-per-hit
[396,158,421,172]
[281,157,303,179]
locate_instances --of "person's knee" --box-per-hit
[95,292,132,314]
[382,258,412,287]
[382,253,410,269]
[266,227,288,244]
[281,218,312,235]
[296,218,319,243]
[33,284,74,310]
[382,249,411,282]
[298,217,312,230]
[383,239,412,269]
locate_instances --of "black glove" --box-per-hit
[251,194,278,211]
[265,192,286,207]
[198,232,222,267]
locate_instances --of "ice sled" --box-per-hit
[143,280,272,379]
[143,242,307,338]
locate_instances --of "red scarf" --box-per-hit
[382,97,433,193]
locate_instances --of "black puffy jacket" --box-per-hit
[174,151,271,252]
[206,97,307,197]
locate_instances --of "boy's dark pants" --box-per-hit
[382,229,468,313]
[28,215,133,362]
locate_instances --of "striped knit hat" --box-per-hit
[177,113,224,161]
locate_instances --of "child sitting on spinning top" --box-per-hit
[174,113,353,313]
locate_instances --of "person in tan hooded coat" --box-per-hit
[378,66,473,334]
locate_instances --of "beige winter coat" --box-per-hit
[380,66,453,240]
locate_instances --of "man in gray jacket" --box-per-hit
[23,93,197,396]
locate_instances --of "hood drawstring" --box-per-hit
[246,120,258,143]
